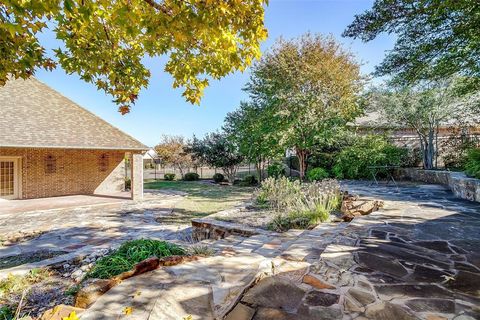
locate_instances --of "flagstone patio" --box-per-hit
[0,190,189,277]
[79,182,480,320]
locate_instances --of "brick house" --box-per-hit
[0,77,148,201]
[354,111,480,148]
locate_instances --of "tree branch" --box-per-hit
[143,0,169,14]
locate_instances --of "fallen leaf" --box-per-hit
[123,306,133,315]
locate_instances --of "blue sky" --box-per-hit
[35,0,395,147]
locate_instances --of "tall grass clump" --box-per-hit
[88,239,185,279]
[256,177,341,231]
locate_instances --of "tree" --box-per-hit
[343,0,480,88]
[155,135,193,178]
[245,34,363,179]
[223,101,282,181]
[188,132,243,183]
[1,0,268,113]
[367,78,480,169]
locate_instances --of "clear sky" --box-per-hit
[35,0,395,147]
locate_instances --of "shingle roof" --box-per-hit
[0,77,148,151]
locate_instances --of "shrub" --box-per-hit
[88,239,185,279]
[242,175,258,186]
[306,167,329,181]
[255,177,302,210]
[164,173,176,181]
[267,162,286,178]
[465,148,480,178]
[212,173,225,183]
[257,177,341,231]
[124,178,131,190]
[401,147,422,168]
[333,135,406,179]
[187,244,215,256]
[0,306,13,320]
[183,172,199,181]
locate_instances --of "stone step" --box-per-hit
[80,253,272,320]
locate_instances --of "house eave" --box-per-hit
[0,144,149,151]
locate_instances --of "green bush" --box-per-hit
[183,172,199,181]
[401,147,422,168]
[465,148,480,178]
[242,175,258,186]
[212,173,225,183]
[0,306,13,320]
[164,173,176,181]
[88,239,185,279]
[124,178,131,190]
[267,162,286,178]
[269,210,327,232]
[306,167,329,181]
[333,135,406,179]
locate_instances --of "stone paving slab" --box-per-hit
[80,253,270,320]
[224,182,480,320]
[75,182,480,320]
[0,190,190,278]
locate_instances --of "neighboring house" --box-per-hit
[0,77,148,200]
[353,111,480,149]
[143,148,160,168]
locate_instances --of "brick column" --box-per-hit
[131,153,144,201]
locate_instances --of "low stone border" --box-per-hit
[74,255,201,309]
[191,218,275,241]
[398,168,480,202]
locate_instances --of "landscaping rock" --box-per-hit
[341,198,384,221]
[113,256,161,281]
[75,278,119,308]
[40,305,84,320]
[302,273,335,290]
[158,254,201,267]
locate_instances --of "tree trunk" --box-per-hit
[223,166,237,184]
[255,159,262,182]
[296,148,309,180]
[424,126,437,170]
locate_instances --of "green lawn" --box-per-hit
[144,180,254,223]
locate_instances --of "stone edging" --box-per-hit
[191,218,275,241]
[398,168,480,202]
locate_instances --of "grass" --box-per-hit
[144,180,254,223]
[88,239,186,279]
[0,269,50,301]
[0,269,51,320]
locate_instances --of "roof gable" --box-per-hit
[0,77,148,150]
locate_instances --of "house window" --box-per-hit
[44,155,57,174]
[98,153,109,172]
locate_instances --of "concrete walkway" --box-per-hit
[79,182,480,320]
[0,193,131,215]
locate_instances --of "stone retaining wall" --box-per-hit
[398,168,480,202]
[191,218,273,241]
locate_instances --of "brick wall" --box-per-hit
[0,147,126,199]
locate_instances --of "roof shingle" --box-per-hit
[0,77,148,150]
